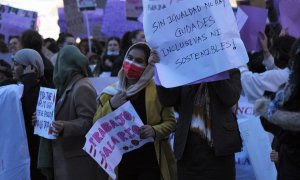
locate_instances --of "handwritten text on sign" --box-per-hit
[34,87,57,139]
[0,4,37,43]
[83,102,153,180]
[143,0,248,87]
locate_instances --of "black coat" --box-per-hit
[156,69,242,159]
[20,73,46,179]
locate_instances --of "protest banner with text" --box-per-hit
[83,101,153,179]
[34,87,57,139]
[0,4,37,43]
[143,0,248,87]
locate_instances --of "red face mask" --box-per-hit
[123,59,146,79]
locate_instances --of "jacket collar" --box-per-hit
[55,74,84,116]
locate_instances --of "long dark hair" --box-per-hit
[282,39,300,111]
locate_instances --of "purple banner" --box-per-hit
[0,4,37,43]
[239,5,268,52]
[101,0,143,38]
[63,0,104,39]
[279,0,300,38]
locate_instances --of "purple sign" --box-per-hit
[239,5,268,52]
[279,0,300,38]
[154,68,229,86]
[101,0,143,38]
[63,0,104,39]
[0,4,37,43]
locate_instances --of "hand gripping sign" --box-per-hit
[83,101,153,179]
[34,87,57,139]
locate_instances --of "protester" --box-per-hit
[33,45,107,180]
[130,30,146,44]
[156,68,242,179]
[255,39,300,180]
[93,43,177,180]
[50,33,75,65]
[239,33,296,102]
[94,36,122,77]
[0,59,15,86]
[13,48,46,180]
[8,36,22,55]
[21,30,54,87]
[44,38,59,54]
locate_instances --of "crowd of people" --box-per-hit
[0,0,300,180]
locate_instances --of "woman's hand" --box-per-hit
[259,32,269,52]
[148,50,160,66]
[110,91,127,109]
[270,150,279,163]
[52,120,64,135]
[32,112,37,126]
[139,125,155,139]
[23,65,36,74]
[254,97,270,118]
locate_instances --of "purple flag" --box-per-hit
[279,0,300,38]
[101,0,143,38]
[239,5,268,52]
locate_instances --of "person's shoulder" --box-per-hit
[74,77,95,91]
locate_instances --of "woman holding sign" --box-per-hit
[13,48,46,180]
[93,43,177,180]
[156,70,242,179]
[36,45,107,180]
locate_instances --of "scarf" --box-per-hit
[190,83,212,144]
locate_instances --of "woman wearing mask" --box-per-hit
[94,37,122,77]
[36,45,107,180]
[13,49,46,179]
[93,43,177,180]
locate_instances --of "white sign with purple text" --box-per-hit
[34,87,57,139]
[83,101,153,179]
[143,0,248,87]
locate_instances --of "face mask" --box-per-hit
[122,59,145,79]
[107,50,119,56]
